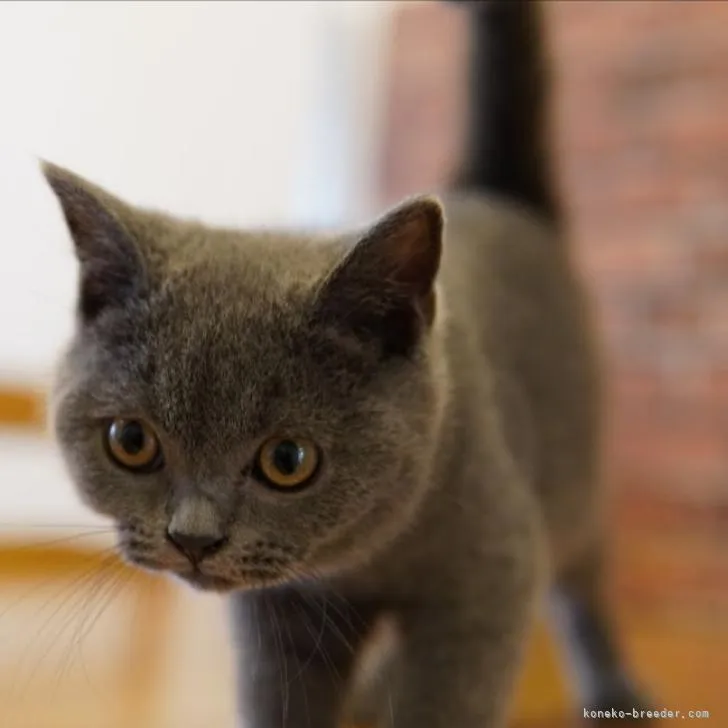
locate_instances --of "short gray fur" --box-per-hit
[44,1,650,726]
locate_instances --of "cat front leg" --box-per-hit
[385,551,540,728]
[230,588,376,728]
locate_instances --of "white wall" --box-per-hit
[0,0,393,385]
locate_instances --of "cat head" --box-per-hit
[45,162,447,592]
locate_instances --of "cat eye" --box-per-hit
[255,437,320,490]
[105,418,163,472]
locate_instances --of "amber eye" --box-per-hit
[106,419,162,472]
[256,437,320,490]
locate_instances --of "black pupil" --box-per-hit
[273,440,303,476]
[120,422,146,455]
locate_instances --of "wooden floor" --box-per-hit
[510,612,726,727]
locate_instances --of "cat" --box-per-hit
[43,1,650,726]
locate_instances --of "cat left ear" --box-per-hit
[42,161,147,323]
[315,196,444,358]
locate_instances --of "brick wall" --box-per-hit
[378,1,728,615]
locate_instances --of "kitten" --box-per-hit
[43,1,649,726]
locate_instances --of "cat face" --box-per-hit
[46,163,446,592]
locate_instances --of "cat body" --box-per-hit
[44,2,647,727]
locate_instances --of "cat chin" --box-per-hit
[173,570,240,593]
[172,568,290,594]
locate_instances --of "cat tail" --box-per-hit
[450,0,559,222]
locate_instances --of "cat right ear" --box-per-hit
[41,161,147,322]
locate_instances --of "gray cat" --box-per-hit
[44,1,649,726]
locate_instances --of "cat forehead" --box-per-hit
[146,234,335,347]
[148,219,351,293]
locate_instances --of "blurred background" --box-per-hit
[0,1,726,727]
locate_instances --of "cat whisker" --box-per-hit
[290,563,370,635]
[71,566,131,704]
[278,605,312,728]
[10,547,122,700]
[262,592,290,723]
[288,597,329,684]
[294,586,359,661]
[292,598,344,686]
[51,561,127,699]
[0,526,116,554]
[0,544,120,626]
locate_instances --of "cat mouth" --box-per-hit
[123,553,235,591]
[126,551,284,593]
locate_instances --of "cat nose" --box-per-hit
[166,529,227,563]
